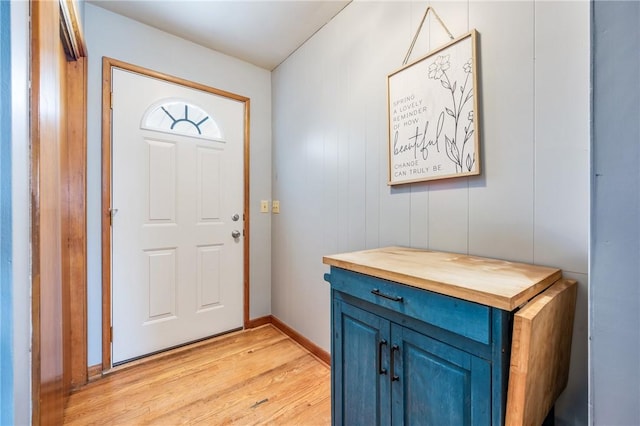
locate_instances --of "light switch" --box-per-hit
[260,200,269,213]
[272,200,280,214]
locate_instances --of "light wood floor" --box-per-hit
[63,325,331,425]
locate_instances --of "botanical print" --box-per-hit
[428,55,475,173]
[388,30,479,185]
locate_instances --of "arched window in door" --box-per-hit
[141,99,223,140]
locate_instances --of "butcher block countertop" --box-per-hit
[323,246,562,311]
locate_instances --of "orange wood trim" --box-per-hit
[245,315,271,329]
[101,57,113,370]
[270,316,331,366]
[59,0,86,59]
[103,58,249,103]
[31,0,44,415]
[101,57,251,370]
[66,57,88,387]
[31,0,68,422]
[30,0,43,415]
[60,35,71,404]
[87,364,103,383]
[243,99,251,327]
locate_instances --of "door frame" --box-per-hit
[31,0,88,420]
[101,57,251,370]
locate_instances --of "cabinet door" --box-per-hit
[333,300,391,426]
[391,325,491,426]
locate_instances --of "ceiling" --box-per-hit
[87,0,351,70]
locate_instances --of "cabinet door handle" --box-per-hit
[378,339,387,375]
[390,344,400,382]
[371,289,404,302]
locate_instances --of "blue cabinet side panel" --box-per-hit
[0,1,14,424]
[491,308,511,426]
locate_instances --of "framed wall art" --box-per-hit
[388,30,480,185]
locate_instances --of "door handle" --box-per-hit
[232,230,241,238]
[390,344,400,382]
[232,213,240,221]
[378,339,387,375]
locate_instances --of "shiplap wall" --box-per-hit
[271,1,589,423]
[85,4,273,366]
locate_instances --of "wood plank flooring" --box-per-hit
[63,325,331,425]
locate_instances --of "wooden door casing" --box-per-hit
[64,57,88,388]
[31,0,66,422]
[31,0,87,423]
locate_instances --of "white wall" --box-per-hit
[85,4,273,366]
[10,1,31,424]
[271,1,589,424]
[591,1,640,424]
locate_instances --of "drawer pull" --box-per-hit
[371,289,404,302]
[378,339,387,375]
[391,345,400,382]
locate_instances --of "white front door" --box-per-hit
[111,69,245,364]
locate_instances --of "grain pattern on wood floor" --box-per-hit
[63,325,331,425]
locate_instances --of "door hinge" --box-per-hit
[110,91,113,109]
[109,208,118,226]
[110,326,113,343]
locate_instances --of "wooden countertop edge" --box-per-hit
[323,257,563,311]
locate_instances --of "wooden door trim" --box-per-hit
[101,57,251,370]
[65,57,88,387]
[59,0,88,389]
[31,1,88,422]
[59,0,86,60]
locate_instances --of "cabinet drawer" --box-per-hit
[326,267,491,345]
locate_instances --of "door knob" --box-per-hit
[232,230,241,239]
[232,213,240,221]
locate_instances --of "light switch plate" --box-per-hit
[260,200,269,213]
[272,200,280,214]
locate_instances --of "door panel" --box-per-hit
[197,245,222,308]
[147,139,176,221]
[334,301,391,426]
[111,69,244,364]
[146,249,176,320]
[197,147,221,220]
[391,325,491,426]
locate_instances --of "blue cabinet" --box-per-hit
[324,247,563,426]
[327,267,510,426]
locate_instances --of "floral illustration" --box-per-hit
[428,55,451,80]
[428,55,475,173]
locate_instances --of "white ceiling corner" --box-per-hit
[86,0,351,70]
